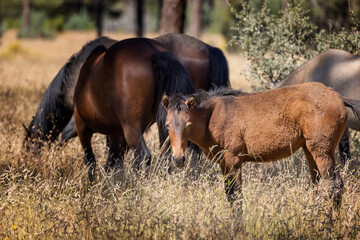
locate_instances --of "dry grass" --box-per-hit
[1,30,360,239]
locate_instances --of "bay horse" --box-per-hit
[24,33,229,152]
[74,37,202,181]
[162,82,360,206]
[274,49,360,162]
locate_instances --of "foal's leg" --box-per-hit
[339,127,350,164]
[302,145,320,184]
[122,125,151,171]
[104,136,128,173]
[74,111,96,182]
[220,152,243,204]
[305,142,343,207]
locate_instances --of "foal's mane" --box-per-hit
[169,87,249,111]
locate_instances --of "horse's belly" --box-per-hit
[242,131,304,162]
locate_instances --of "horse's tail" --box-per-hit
[25,37,117,147]
[152,51,196,145]
[342,97,360,120]
[206,45,230,89]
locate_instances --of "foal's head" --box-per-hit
[162,94,196,168]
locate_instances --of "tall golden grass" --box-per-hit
[0,31,360,239]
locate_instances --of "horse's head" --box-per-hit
[162,94,195,168]
[22,123,45,155]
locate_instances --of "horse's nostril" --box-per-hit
[172,155,186,168]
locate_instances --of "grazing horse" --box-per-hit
[24,33,229,152]
[74,38,200,181]
[274,49,360,162]
[162,83,360,206]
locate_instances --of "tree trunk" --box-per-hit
[188,0,202,37]
[0,0,2,44]
[94,0,103,37]
[136,0,143,37]
[282,0,288,10]
[22,0,30,33]
[160,0,186,34]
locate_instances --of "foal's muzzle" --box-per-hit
[172,155,186,168]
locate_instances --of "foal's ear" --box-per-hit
[162,94,170,110]
[185,97,196,110]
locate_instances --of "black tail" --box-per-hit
[342,97,360,120]
[206,45,230,89]
[25,37,117,147]
[152,51,196,145]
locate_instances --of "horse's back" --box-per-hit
[75,38,166,134]
[276,49,360,92]
[155,33,210,89]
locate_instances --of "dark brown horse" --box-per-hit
[162,83,360,206]
[24,34,229,152]
[274,49,360,162]
[74,37,214,181]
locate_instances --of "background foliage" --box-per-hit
[229,0,360,90]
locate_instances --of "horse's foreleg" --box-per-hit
[74,110,96,182]
[105,136,128,173]
[123,125,151,172]
[54,114,78,147]
[339,127,350,164]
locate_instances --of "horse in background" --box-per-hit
[74,38,196,181]
[162,83,360,207]
[24,33,229,153]
[274,49,360,163]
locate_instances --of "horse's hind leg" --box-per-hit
[105,136,128,173]
[339,127,350,164]
[302,145,320,184]
[74,110,96,182]
[122,125,151,172]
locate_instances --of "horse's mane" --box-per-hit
[152,50,196,143]
[27,37,117,141]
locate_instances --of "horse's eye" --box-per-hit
[166,124,170,130]
[186,123,192,128]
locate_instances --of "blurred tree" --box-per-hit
[22,0,30,33]
[0,0,2,42]
[309,0,350,30]
[93,0,103,36]
[160,0,186,33]
[188,0,202,37]
[136,0,143,36]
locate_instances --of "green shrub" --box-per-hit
[229,0,317,90]
[18,10,55,39]
[64,9,94,31]
[229,0,360,90]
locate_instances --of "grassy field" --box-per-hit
[1,30,360,239]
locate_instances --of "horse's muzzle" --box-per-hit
[172,155,186,168]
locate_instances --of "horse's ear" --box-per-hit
[22,124,31,137]
[162,94,170,110]
[185,97,195,110]
[22,123,35,138]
